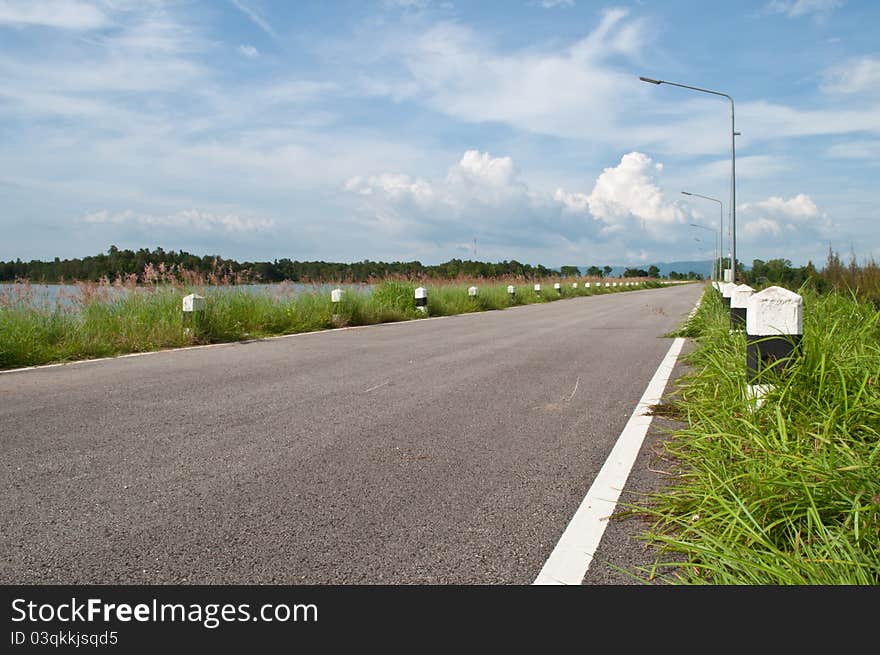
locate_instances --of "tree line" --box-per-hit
[0,246,562,283]
[0,246,711,284]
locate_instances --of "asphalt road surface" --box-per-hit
[1,283,703,584]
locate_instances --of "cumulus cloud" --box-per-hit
[238,44,259,58]
[581,152,689,237]
[82,209,275,233]
[753,194,819,219]
[344,149,698,264]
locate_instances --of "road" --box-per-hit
[1,283,702,584]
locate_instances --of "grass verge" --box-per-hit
[0,277,671,370]
[630,285,880,584]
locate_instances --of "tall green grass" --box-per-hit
[633,286,880,584]
[0,276,670,369]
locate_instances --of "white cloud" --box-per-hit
[742,216,782,238]
[764,0,844,18]
[344,149,698,263]
[696,155,790,181]
[367,10,652,142]
[583,152,688,236]
[0,0,107,30]
[230,0,278,39]
[752,194,819,219]
[383,0,432,8]
[82,209,276,233]
[738,193,833,253]
[537,0,575,8]
[238,44,259,58]
[822,56,880,96]
[827,139,880,159]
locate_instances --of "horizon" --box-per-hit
[2,1,878,269]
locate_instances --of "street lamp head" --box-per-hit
[639,76,662,84]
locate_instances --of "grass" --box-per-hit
[629,285,880,584]
[0,273,672,370]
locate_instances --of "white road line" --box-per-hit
[362,381,390,393]
[533,336,687,585]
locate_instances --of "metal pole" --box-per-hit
[685,191,723,282]
[641,76,736,281]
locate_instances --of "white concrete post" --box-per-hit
[468,285,478,298]
[331,288,343,322]
[730,284,754,331]
[534,283,541,296]
[605,282,610,288]
[415,286,427,313]
[507,284,515,300]
[572,282,578,289]
[721,282,735,308]
[182,293,204,334]
[585,282,591,289]
[746,286,803,406]
[554,282,561,294]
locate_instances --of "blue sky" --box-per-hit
[1,0,878,268]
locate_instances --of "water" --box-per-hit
[0,282,372,310]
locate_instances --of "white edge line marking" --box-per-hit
[533,336,687,586]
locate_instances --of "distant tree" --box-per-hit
[602,265,612,277]
[560,266,580,278]
[623,268,648,278]
[586,266,603,278]
[647,265,660,278]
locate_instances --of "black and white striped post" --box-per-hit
[415,286,427,313]
[554,282,561,295]
[468,285,478,302]
[572,282,578,289]
[534,283,541,297]
[730,284,754,331]
[746,286,803,406]
[507,284,516,300]
[331,288,343,322]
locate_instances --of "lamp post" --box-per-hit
[690,225,718,281]
[683,190,723,282]
[640,76,738,281]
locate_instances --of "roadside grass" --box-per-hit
[631,285,880,584]
[0,274,670,370]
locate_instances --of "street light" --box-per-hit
[640,76,737,282]
[682,190,723,282]
[690,225,718,281]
